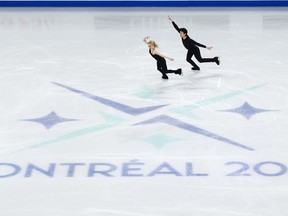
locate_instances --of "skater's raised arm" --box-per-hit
[168,15,180,32]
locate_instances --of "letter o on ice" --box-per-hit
[254,161,287,176]
[0,163,21,178]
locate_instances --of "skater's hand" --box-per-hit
[168,15,173,22]
[206,46,213,50]
[143,36,150,43]
[169,57,174,61]
[144,36,150,40]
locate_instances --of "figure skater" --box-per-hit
[143,36,182,79]
[168,15,220,71]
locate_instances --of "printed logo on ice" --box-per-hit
[18,82,277,153]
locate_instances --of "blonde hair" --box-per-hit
[148,40,158,48]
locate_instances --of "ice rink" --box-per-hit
[1,7,288,216]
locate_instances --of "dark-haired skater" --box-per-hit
[143,36,182,79]
[168,15,220,71]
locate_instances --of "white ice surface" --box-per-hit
[0,7,288,216]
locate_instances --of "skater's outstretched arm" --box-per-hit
[144,36,174,61]
[192,38,213,49]
[168,16,213,50]
[153,49,174,61]
[168,15,180,32]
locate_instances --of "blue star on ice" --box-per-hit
[218,102,277,119]
[21,111,78,129]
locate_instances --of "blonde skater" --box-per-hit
[143,36,182,79]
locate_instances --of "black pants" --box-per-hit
[157,59,178,75]
[186,46,215,68]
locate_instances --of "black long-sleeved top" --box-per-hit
[172,21,206,50]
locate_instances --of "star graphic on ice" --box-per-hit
[15,82,275,153]
[21,111,78,129]
[138,132,182,149]
[218,102,277,119]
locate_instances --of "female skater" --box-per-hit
[168,15,220,71]
[143,36,182,79]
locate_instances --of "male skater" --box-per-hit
[168,15,220,71]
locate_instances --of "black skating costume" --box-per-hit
[171,21,219,70]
